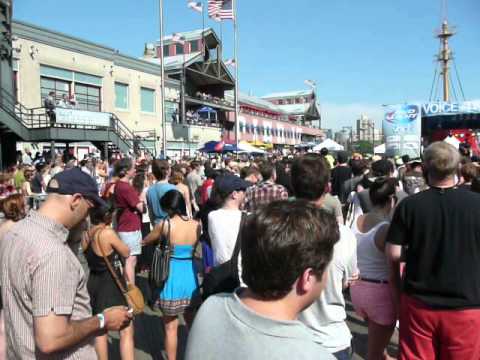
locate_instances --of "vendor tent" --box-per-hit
[374,143,386,154]
[313,139,344,152]
[238,141,266,154]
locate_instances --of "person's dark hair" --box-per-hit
[132,173,145,194]
[89,205,114,225]
[401,155,410,165]
[259,162,275,181]
[151,159,170,180]
[350,159,367,177]
[291,154,330,201]
[190,161,200,170]
[160,190,187,218]
[471,176,480,193]
[1,193,26,222]
[114,158,132,178]
[461,163,478,183]
[369,177,397,207]
[205,166,218,180]
[371,159,394,177]
[320,148,329,156]
[241,200,339,300]
[337,151,348,165]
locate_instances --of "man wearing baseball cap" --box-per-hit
[0,167,132,359]
[208,173,251,267]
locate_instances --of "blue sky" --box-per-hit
[14,0,480,130]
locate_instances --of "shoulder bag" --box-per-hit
[202,212,247,300]
[149,218,172,289]
[95,228,145,315]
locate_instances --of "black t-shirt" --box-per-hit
[387,187,480,309]
[331,166,352,199]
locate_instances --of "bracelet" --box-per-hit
[96,313,105,329]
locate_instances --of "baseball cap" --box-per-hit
[215,174,251,194]
[46,167,106,207]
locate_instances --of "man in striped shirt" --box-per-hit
[0,168,132,359]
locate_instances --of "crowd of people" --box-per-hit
[0,141,480,359]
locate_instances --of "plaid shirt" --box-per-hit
[244,180,289,212]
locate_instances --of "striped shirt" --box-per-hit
[0,211,96,359]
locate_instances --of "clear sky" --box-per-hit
[14,0,480,131]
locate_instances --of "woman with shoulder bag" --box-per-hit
[142,190,201,360]
[82,206,134,360]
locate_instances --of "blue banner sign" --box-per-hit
[383,104,422,158]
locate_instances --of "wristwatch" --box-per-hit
[97,313,105,329]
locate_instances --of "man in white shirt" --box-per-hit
[291,154,358,359]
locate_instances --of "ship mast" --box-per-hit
[437,20,454,102]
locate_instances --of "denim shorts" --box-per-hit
[118,230,142,256]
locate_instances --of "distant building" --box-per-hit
[355,114,383,142]
[261,89,321,129]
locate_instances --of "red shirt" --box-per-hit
[114,180,141,232]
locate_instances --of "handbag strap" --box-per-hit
[160,218,171,249]
[95,227,127,294]
[230,212,247,271]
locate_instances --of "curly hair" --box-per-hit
[1,193,26,222]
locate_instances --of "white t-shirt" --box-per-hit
[208,209,242,266]
[299,224,358,353]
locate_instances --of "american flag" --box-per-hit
[218,0,234,20]
[208,0,221,18]
[224,58,236,67]
[187,1,203,13]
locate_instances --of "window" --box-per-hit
[165,101,178,122]
[115,82,129,109]
[190,40,199,52]
[175,44,184,55]
[164,45,170,57]
[75,83,101,111]
[141,87,155,113]
[41,77,70,104]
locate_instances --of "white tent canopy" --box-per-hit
[313,139,344,151]
[374,143,386,154]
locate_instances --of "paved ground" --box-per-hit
[108,277,398,360]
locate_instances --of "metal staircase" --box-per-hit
[0,88,154,157]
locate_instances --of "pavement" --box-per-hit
[108,277,399,360]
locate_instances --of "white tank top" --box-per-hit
[351,219,390,281]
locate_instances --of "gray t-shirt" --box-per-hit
[185,291,335,360]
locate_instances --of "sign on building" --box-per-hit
[383,104,422,158]
[56,108,111,127]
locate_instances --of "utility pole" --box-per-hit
[159,0,167,157]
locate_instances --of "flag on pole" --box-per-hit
[208,0,221,18]
[172,33,186,45]
[187,1,203,12]
[211,14,222,22]
[218,0,235,20]
[224,59,236,67]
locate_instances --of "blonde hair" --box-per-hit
[423,142,460,181]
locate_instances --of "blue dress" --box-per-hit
[156,244,199,316]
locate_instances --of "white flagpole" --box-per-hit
[159,0,167,158]
[233,0,239,153]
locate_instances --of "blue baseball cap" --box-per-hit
[215,174,251,194]
[46,167,106,207]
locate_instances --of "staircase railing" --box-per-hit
[0,87,154,155]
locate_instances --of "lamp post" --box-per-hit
[159,0,167,158]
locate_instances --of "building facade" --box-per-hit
[355,114,383,142]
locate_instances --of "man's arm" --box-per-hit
[386,243,402,313]
[34,307,132,355]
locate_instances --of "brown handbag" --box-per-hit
[95,228,145,315]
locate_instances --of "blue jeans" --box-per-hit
[333,347,352,360]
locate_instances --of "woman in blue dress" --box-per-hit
[142,189,200,360]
